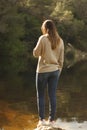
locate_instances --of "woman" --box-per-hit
[33,20,64,127]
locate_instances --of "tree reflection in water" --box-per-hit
[56,60,87,122]
[0,60,87,129]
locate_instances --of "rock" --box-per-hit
[34,126,65,130]
[65,43,87,68]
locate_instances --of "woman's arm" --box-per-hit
[58,39,64,72]
[33,36,43,57]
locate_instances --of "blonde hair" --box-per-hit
[42,20,60,49]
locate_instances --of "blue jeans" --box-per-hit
[36,70,60,121]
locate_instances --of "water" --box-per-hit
[0,60,87,130]
[55,118,87,130]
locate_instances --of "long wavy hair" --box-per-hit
[41,20,60,50]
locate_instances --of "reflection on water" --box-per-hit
[0,60,87,129]
[56,118,87,130]
[56,60,87,122]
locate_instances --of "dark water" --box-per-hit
[0,60,87,130]
[55,60,87,130]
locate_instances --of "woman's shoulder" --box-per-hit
[39,34,48,41]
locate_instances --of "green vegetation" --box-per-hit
[0,0,87,78]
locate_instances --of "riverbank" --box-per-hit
[0,100,37,130]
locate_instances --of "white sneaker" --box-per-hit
[47,120,58,128]
[37,119,47,127]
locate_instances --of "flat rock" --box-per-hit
[34,126,65,130]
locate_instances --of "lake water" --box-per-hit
[0,60,87,130]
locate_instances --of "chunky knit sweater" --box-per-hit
[33,34,64,73]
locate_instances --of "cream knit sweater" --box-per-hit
[33,34,64,73]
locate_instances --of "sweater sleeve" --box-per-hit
[58,39,64,71]
[33,36,43,57]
